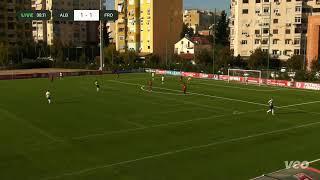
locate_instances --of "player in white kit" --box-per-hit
[267,98,274,115]
[45,90,51,104]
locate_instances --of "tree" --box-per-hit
[104,44,118,65]
[286,55,304,71]
[51,39,64,60]
[79,51,86,64]
[233,54,247,69]
[269,58,281,70]
[248,48,268,69]
[180,24,194,38]
[196,49,212,65]
[0,44,8,66]
[120,50,138,65]
[147,54,160,66]
[311,59,320,72]
[215,11,229,46]
[215,46,233,70]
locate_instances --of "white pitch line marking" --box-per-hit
[71,108,265,140]
[112,80,320,110]
[110,80,267,107]
[194,81,284,92]
[43,120,320,180]
[140,85,186,96]
[0,106,62,142]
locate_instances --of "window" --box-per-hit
[285,39,291,44]
[273,39,278,44]
[295,17,301,23]
[273,29,278,34]
[285,29,291,34]
[294,49,300,55]
[243,0,248,3]
[295,6,301,12]
[256,0,261,3]
[255,39,260,44]
[286,0,291,2]
[241,40,248,44]
[295,27,302,33]
[263,8,269,13]
[242,9,249,14]
[272,50,278,55]
[264,0,269,2]
[262,39,268,44]
[294,39,300,45]
[273,19,278,24]
[263,28,269,34]
[255,30,260,34]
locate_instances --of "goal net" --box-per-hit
[228,69,262,85]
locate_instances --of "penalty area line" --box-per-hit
[111,80,320,110]
[140,86,186,96]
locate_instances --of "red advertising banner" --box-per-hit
[301,82,320,90]
[156,70,166,75]
[153,69,320,91]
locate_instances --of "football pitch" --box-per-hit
[1,73,320,180]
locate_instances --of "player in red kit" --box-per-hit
[182,83,187,94]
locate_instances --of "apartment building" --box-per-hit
[106,22,116,43]
[230,0,320,61]
[183,9,216,34]
[32,0,100,46]
[115,0,183,61]
[0,0,32,46]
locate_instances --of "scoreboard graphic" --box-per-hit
[17,10,118,21]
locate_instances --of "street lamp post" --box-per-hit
[267,2,271,79]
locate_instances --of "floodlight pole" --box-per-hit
[303,34,307,70]
[213,8,216,74]
[99,0,104,71]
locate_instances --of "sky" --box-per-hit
[107,0,230,11]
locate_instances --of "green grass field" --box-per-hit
[1,73,320,180]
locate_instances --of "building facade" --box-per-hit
[0,0,32,46]
[306,15,320,69]
[183,9,216,34]
[115,0,183,61]
[32,0,100,46]
[175,37,196,55]
[174,36,212,55]
[230,0,320,61]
